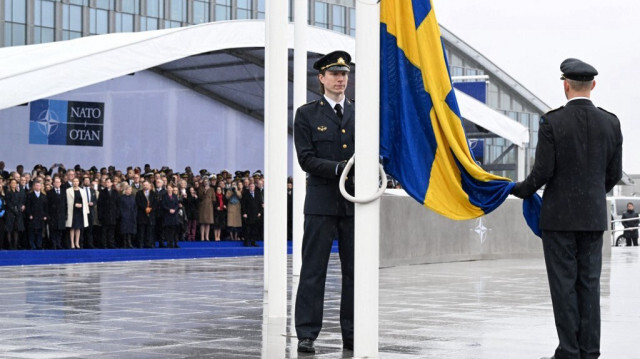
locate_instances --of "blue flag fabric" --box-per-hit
[379,0,541,237]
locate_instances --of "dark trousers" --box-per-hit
[625,231,638,246]
[163,225,177,248]
[137,223,153,248]
[102,225,116,248]
[50,229,64,249]
[295,214,354,344]
[83,217,95,248]
[243,223,257,246]
[28,227,44,249]
[542,230,603,359]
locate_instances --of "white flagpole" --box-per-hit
[354,0,381,357]
[264,0,288,318]
[292,0,308,278]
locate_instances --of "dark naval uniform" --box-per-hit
[512,58,623,359]
[294,50,355,352]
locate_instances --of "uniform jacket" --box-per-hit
[46,188,67,230]
[65,187,89,228]
[514,99,623,231]
[26,191,48,230]
[294,97,355,216]
[622,210,639,240]
[98,188,119,226]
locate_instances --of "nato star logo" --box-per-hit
[471,217,491,244]
[36,109,60,136]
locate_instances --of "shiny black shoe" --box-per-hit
[540,356,555,359]
[343,340,353,351]
[297,338,315,353]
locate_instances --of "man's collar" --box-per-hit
[323,95,345,110]
[567,96,591,103]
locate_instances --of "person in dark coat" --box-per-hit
[0,183,6,249]
[622,202,639,246]
[241,183,262,247]
[293,50,355,353]
[135,180,155,248]
[118,185,137,249]
[5,178,25,249]
[153,178,166,248]
[511,58,623,359]
[212,186,226,242]
[162,183,180,248]
[26,181,48,250]
[46,177,67,249]
[98,178,119,249]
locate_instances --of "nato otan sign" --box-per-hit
[29,99,104,147]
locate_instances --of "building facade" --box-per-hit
[1,0,547,179]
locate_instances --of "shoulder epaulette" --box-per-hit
[544,106,563,116]
[597,107,618,118]
[300,100,318,108]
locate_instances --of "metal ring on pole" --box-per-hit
[339,154,387,204]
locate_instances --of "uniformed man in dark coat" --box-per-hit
[47,177,67,249]
[294,50,355,354]
[511,58,623,359]
[135,180,155,248]
[26,181,48,250]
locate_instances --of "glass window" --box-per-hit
[349,8,355,36]
[95,0,113,10]
[5,0,27,23]
[121,0,139,14]
[519,112,530,128]
[35,0,55,27]
[314,2,328,28]
[170,0,186,22]
[140,17,158,31]
[237,0,252,19]
[146,0,163,18]
[257,0,265,20]
[332,5,345,34]
[89,8,109,35]
[115,13,134,32]
[215,0,231,21]
[499,91,511,109]
[69,0,88,5]
[165,20,181,28]
[193,0,210,24]
[63,4,83,40]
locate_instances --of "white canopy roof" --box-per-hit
[0,20,528,146]
[455,88,530,147]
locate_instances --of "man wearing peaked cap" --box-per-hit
[294,50,355,354]
[511,58,622,359]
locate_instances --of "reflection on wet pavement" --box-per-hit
[0,248,638,358]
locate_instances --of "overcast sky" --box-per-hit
[434,0,640,174]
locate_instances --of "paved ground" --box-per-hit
[0,248,638,358]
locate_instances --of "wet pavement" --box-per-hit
[0,248,638,358]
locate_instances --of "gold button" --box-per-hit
[342,144,347,149]
[341,129,346,134]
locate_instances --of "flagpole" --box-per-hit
[292,0,308,279]
[354,0,380,357]
[264,0,288,318]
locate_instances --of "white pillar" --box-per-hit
[292,0,308,278]
[354,0,380,357]
[264,0,288,318]
[517,145,525,181]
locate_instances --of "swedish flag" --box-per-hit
[380,0,522,221]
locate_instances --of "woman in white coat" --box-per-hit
[66,177,89,249]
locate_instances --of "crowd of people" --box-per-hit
[0,161,294,250]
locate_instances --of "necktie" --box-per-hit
[334,104,343,120]
[86,188,90,199]
[56,189,59,195]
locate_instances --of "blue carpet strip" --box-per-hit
[0,241,339,266]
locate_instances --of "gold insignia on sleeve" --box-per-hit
[317,126,327,132]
